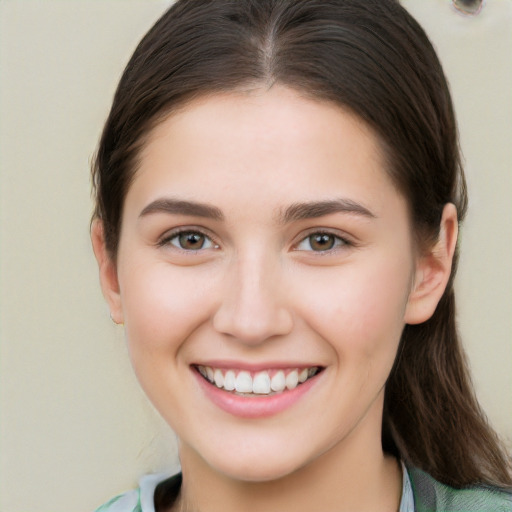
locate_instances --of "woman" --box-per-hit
[91,0,512,510]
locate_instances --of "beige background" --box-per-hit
[0,1,510,511]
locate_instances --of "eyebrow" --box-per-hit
[278,199,376,224]
[138,197,375,224]
[139,198,224,221]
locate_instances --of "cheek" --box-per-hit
[118,259,218,353]
[295,256,413,365]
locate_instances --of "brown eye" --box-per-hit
[296,232,347,252]
[168,231,215,251]
[179,232,205,249]
[309,234,336,251]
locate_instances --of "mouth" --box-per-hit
[194,365,323,397]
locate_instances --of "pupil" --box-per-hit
[311,234,334,251]
[180,232,204,249]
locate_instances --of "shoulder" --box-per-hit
[93,473,173,512]
[94,490,140,512]
[407,466,512,512]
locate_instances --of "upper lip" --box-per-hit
[191,360,324,372]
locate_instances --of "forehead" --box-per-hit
[125,86,405,222]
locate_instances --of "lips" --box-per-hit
[195,365,321,396]
[193,362,324,418]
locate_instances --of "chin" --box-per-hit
[220,462,300,483]
[202,445,312,483]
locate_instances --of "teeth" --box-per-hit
[270,370,286,392]
[299,368,308,383]
[213,369,224,388]
[285,370,299,390]
[252,372,271,394]
[197,366,319,395]
[235,371,253,393]
[224,370,236,391]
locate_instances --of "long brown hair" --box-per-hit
[92,0,512,489]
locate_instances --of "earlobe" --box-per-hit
[91,219,124,324]
[404,203,458,325]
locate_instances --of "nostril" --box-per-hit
[212,294,293,344]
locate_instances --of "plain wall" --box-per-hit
[0,1,510,511]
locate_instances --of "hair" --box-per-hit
[92,0,512,491]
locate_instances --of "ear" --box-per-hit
[404,203,458,325]
[91,219,124,325]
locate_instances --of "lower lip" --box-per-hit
[193,369,321,419]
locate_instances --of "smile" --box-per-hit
[196,365,321,396]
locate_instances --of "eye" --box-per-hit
[165,230,216,251]
[295,232,347,252]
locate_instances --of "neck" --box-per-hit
[175,403,402,512]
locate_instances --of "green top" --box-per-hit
[94,465,512,512]
[408,466,512,512]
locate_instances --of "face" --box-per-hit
[103,87,424,481]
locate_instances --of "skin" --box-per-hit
[92,86,458,512]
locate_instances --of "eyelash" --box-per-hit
[159,228,351,254]
[294,231,351,253]
[158,228,219,252]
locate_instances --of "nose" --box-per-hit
[212,253,293,345]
